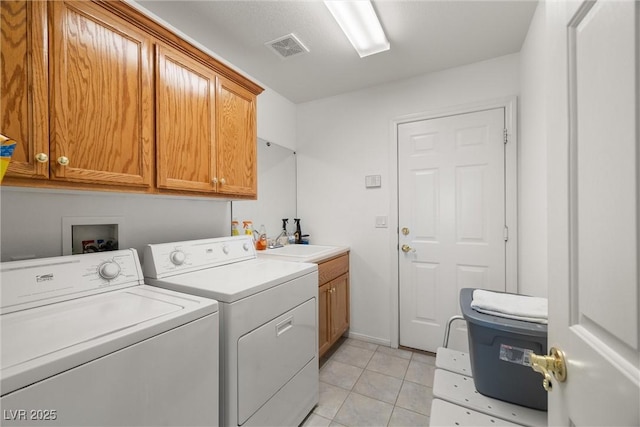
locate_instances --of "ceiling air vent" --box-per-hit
[265,33,309,59]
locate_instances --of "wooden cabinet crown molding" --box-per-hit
[93,0,264,96]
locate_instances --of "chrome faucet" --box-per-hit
[269,218,289,248]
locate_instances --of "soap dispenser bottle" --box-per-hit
[293,218,302,244]
[279,218,289,246]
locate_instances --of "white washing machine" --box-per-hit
[143,235,318,427]
[0,249,219,427]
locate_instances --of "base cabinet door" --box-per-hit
[318,282,332,357]
[329,273,350,341]
[49,1,153,187]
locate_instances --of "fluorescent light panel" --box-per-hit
[324,0,390,58]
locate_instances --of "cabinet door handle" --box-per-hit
[220,178,226,185]
[212,177,218,184]
[57,156,69,166]
[35,153,49,163]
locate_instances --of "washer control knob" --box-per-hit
[170,250,186,265]
[222,245,230,254]
[242,242,250,251]
[98,261,121,280]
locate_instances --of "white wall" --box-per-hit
[518,2,548,298]
[296,54,521,345]
[0,188,229,263]
[257,90,297,151]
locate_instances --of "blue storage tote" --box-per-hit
[460,288,548,411]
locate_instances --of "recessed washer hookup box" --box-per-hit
[460,288,548,411]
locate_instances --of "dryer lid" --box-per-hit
[146,258,317,303]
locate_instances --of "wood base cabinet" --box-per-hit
[318,253,350,358]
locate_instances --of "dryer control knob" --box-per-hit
[98,261,121,280]
[170,250,186,265]
[222,245,230,254]
[242,242,250,251]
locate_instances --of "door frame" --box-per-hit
[388,96,518,348]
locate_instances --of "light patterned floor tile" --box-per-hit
[333,393,394,427]
[377,345,413,360]
[366,352,410,379]
[344,338,379,352]
[411,352,436,366]
[331,343,375,368]
[320,360,363,390]
[301,413,332,427]
[404,359,436,387]
[314,381,350,419]
[352,370,403,404]
[387,407,430,427]
[395,381,434,416]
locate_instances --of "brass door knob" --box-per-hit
[530,347,567,391]
[220,178,226,185]
[57,156,69,166]
[401,244,415,253]
[401,227,410,236]
[35,153,49,163]
[212,177,218,184]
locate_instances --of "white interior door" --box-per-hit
[398,108,506,353]
[546,0,640,425]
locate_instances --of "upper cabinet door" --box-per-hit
[155,43,216,193]
[216,76,257,197]
[50,1,153,187]
[1,0,48,179]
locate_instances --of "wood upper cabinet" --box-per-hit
[155,43,217,193]
[1,0,48,179]
[2,0,261,196]
[215,76,257,196]
[49,1,153,187]
[156,55,258,197]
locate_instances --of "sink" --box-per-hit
[258,244,348,263]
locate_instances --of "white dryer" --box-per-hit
[0,249,219,426]
[143,235,319,427]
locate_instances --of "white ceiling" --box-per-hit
[135,0,538,104]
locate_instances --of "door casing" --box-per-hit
[388,96,518,349]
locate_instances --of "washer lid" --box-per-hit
[1,285,217,395]
[146,258,317,303]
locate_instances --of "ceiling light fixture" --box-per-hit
[324,0,390,58]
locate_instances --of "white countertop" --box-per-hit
[256,244,349,263]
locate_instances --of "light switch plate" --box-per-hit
[365,175,381,188]
[375,216,388,228]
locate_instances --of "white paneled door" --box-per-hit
[546,0,639,425]
[398,108,506,353]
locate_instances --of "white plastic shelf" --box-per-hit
[432,370,547,427]
[435,347,473,377]
[430,398,523,426]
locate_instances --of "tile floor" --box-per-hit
[301,338,436,427]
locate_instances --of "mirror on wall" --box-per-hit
[231,139,297,239]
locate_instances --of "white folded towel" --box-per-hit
[470,289,548,324]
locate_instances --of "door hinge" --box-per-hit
[503,128,508,144]
[503,226,509,242]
